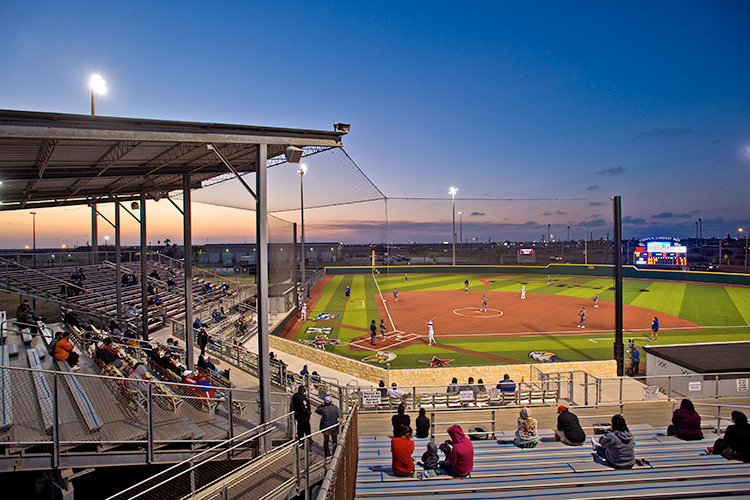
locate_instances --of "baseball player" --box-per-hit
[521,285,526,299]
[650,317,659,342]
[480,294,488,312]
[464,279,469,294]
[577,307,586,328]
[404,273,408,283]
[299,302,307,322]
[370,320,377,346]
[393,288,398,301]
[427,319,436,345]
[380,319,386,341]
[547,275,551,285]
[593,293,599,308]
[345,286,350,301]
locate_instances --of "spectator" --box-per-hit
[388,383,406,401]
[65,309,82,329]
[391,403,411,437]
[315,396,342,457]
[158,351,182,377]
[591,414,636,468]
[630,346,641,375]
[194,372,217,398]
[377,380,387,399]
[391,425,415,477]
[16,303,39,335]
[149,269,160,280]
[158,303,167,326]
[415,407,430,439]
[300,365,309,376]
[497,374,516,393]
[95,341,125,369]
[447,377,459,393]
[421,441,440,471]
[291,385,312,440]
[166,277,176,292]
[514,407,538,448]
[555,405,586,446]
[127,362,149,392]
[53,332,80,371]
[47,331,63,356]
[668,399,703,441]
[467,377,481,395]
[439,424,474,477]
[476,379,487,393]
[193,317,202,330]
[198,327,209,356]
[709,411,750,461]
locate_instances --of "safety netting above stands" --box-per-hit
[179,147,617,266]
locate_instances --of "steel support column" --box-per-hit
[140,193,149,341]
[183,174,195,370]
[256,144,271,424]
[115,201,122,324]
[613,195,624,376]
[91,204,98,264]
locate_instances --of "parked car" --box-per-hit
[689,262,718,271]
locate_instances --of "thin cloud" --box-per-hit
[636,127,693,140]
[470,212,485,217]
[588,202,602,206]
[586,184,602,191]
[597,165,625,175]
[622,216,646,225]
[653,212,692,219]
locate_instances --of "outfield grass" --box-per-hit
[294,273,750,368]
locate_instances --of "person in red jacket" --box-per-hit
[390,425,415,477]
[668,399,703,440]
[439,424,474,477]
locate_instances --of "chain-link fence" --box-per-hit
[316,403,358,500]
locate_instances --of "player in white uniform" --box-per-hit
[427,320,435,345]
[299,302,307,322]
[480,294,487,312]
[593,293,599,308]
[521,285,526,299]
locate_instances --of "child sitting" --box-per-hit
[421,441,440,470]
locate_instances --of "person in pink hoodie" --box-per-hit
[439,424,474,477]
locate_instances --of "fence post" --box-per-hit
[228,388,234,441]
[53,373,60,469]
[717,405,722,435]
[715,374,719,399]
[304,434,310,500]
[430,411,435,441]
[147,381,154,464]
[584,372,589,406]
[619,377,623,405]
[491,410,496,440]
[668,376,672,399]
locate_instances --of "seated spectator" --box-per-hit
[16,303,39,334]
[127,362,149,392]
[497,374,516,393]
[476,379,487,393]
[65,309,82,329]
[166,277,177,292]
[377,380,387,399]
[391,425,415,477]
[514,407,538,448]
[158,351,182,377]
[388,383,406,401]
[446,377,459,393]
[709,411,750,462]
[310,371,321,382]
[415,407,430,439]
[182,369,198,384]
[95,341,125,369]
[195,372,217,398]
[439,424,474,477]
[204,282,212,293]
[47,331,63,356]
[668,399,703,441]
[300,364,309,376]
[555,405,586,445]
[53,331,80,370]
[149,269,161,280]
[166,267,177,278]
[591,414,635,468]
[420,440,440,470]
[193,317,203,330]
[466,377,481,394]
[392,403,411,437]
[153,294,163,306]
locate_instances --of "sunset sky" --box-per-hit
[1,1,748,248]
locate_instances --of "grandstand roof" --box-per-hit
[0,109,344,211]
[645,341,750,373]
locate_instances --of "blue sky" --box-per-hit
[0,1,749,246]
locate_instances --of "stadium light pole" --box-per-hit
[740,228,748,267]
[298,163,307,283]
[449,187,458,265]
[458,211,462,245]
[29,211,36,252]
[89,74,107,116]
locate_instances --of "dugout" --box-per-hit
[644,341,750,398]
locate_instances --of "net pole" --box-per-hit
[613,195,624,376]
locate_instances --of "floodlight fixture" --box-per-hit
[285,146,304,164]
[89,74,107,115]
[334,123,350,134]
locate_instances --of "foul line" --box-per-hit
[372,272,396,331]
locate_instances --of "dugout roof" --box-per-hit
[645,341,750,374]
[0,109,344,210]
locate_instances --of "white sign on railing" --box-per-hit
[643,386,660,400]
[738,379,749,393]
[362,391,382,406]
[688,381,702,392]
[487,388,501,399]
[459,390,474,401]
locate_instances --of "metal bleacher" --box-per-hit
[355,425,750,499]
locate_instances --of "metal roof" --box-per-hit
[0,109,344,210]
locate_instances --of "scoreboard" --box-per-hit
[634,239,687,266]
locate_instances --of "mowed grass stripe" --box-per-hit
[725,286,750,325]
[554,278,612,299]
[679,284,745,326]
[630,281,686,317]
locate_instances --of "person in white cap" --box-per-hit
[316,395,342,457]
[427,319,436,346]
[299,302,307,322]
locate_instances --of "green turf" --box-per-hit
[292,272,750,368]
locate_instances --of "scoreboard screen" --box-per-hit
[634,239,687,266]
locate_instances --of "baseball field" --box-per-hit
[285,269,750,369]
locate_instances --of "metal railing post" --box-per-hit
[668,376,672,399]
[53,373,60,468]
[147,382,154,464]
[584,372,589,406]
[715,374,719,399]
[491,410,496,439]
[304,435,310,500]
[619,377,623,405]
[228,388,235,441]
[717,406,722,434]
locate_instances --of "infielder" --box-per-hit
[393,288,398,301]
[593,293,599,308]
[345,286,350,301]
[427,319,436,345]
[480,294,488,312]
[521,285,526,299]
[404,273,408,283]
[577,307,586,328]
[464,279,469,294]
[547,275,551,285]
[380,319,386,341]
[299,302,307,322]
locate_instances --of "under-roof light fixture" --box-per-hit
[89,74,107,116]
[449,187,458,266]
[333,123,350,134]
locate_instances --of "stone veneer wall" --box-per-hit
[270,335,617,386]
